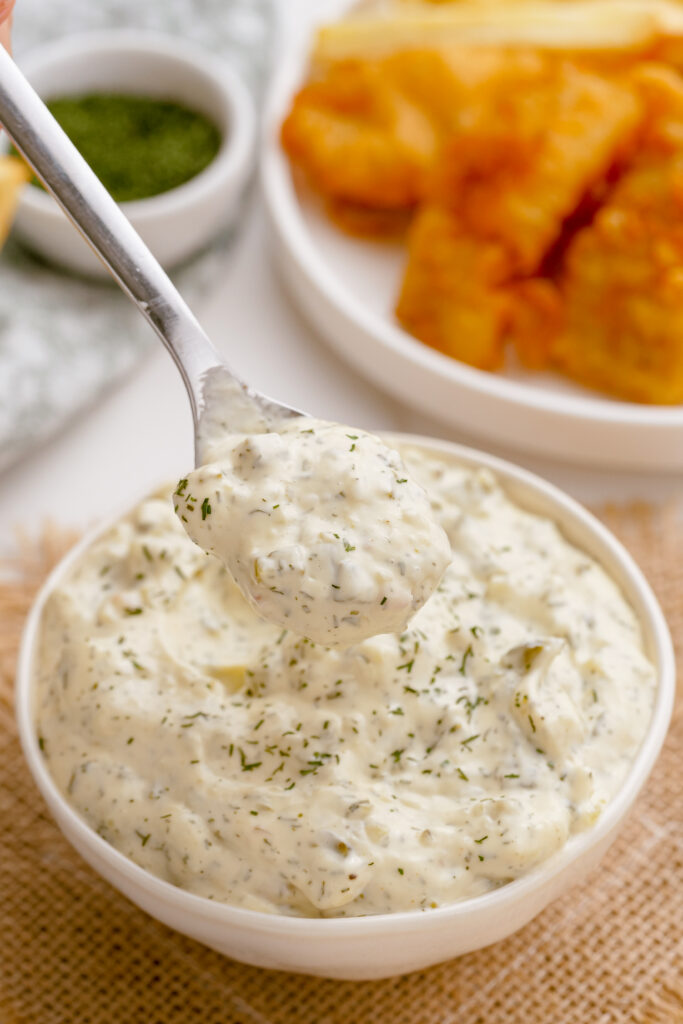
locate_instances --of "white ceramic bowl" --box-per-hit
[261,0,683,470]
[15,437,675,980]
[9,30,255,276]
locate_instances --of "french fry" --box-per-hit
[0,154,29,250]
[391,0,683,13]
[314,2,661,62]
[646,0,683,33]
[383,0,683,34]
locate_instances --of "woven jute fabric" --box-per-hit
[1,510,682,1024]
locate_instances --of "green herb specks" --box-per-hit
[459,645,473,676]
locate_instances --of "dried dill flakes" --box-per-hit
[459,645,473,676]
[460,734,480,750]
[31,95,221,202]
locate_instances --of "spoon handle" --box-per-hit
[0,44,222,427]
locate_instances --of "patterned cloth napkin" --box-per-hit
[0,0,272,474]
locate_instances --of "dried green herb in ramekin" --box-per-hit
[35,93,222,202]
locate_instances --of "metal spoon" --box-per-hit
[0,44,301,466]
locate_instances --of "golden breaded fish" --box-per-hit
[396,59,640,368]
[427,58,642,273]
[396,204,513,369]
[545,65,683,403]
[282,56,440,209]
[281,47,572,211]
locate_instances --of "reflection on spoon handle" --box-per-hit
[0,43,222,427]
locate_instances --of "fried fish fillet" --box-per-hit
[283,33,683,400]
[396,204,513,368]
[396,59,641,368]
[281,48,569,211]
[281,56,439,208]
[425,58,642,272]
[534,65,683,403]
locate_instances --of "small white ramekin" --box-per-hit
[15,437,675,980]
[8,30,255,276]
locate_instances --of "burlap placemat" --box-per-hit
[1,508,682,1024]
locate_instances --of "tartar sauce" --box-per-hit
[176,418,450,646]
[34,442,655,917]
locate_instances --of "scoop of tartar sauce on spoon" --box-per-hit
[0,49,449,644]
[176,414,450,645]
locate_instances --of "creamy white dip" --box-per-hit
[176,417,450,646]
[34,443,655,917]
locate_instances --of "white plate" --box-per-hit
[261,3,683,470]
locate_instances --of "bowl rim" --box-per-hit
[15,435,676,937]
[13,28,255,221]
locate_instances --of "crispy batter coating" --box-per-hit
[281,57,438,208]
[397,59,640,368]
[281,48,561,211]
[325,197,412,238]
[550,162,683,403]
[544,66,683,403]
[508,278,563,370]
[283,39,683,402]
[428,59,641,273]
[396,205,512,369]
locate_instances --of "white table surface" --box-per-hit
[0,0,681,551]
